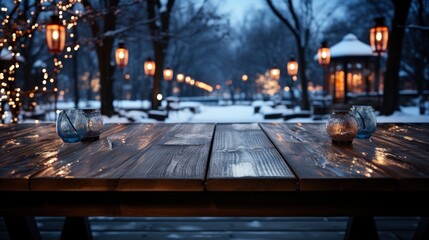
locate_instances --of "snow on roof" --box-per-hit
[0,48,25,62]
[314,34,375,60]
[330,34,374,58]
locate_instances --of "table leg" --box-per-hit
[413,217,428,240]
[60,217,93,240]
[3,216,42,240]
[344,216,379,240]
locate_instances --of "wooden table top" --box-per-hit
[1,122,428,193]
[1,122,429,217]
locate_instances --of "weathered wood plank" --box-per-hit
[303,124,429,191]
[355,125,429,191]
[0,124,64,190]
[31,124,168,191]
[207,124,296,191]
[260,123,395,191]
[117,124,214,191]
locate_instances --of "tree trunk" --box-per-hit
[97,44,115,116]
[82,0,118,117]
[147,0,175,110]
[382,0,411,115]
[297,45,310,110]
[151,43,165,109]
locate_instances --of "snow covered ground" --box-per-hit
[12,100,429,124]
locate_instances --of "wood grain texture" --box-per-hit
[260,123,395,191]
[31,124,171,191]
[302,123,429,191]
[207,124,296,191]
[117,124,214,191]
[0,124,64,191]
[355,124,429,190]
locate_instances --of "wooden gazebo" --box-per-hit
[326,34,381,104]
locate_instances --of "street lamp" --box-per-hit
[287,56,298,79]
[177,73,184,83]
[144,58,156,76]
[242,74,248,100]
[370,17,389,93]
[317,41,331,96]
[269,67,280,80]
[46,15,66,54]
[163,68,173,81]
[163,68,173,96]
[115,42,128,69]
[144,57,156,107]
[46,14,66,118]
[287,56,299,104]
[115,43,128,108]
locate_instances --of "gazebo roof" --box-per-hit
[329,33,374,58]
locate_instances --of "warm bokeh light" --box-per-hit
[163,68,173,81]
[269,68,280,80]
[46,15,66,54]
[115,43,128,68]
[287,57,298,77]
[370,17,389,54]
[144,58,156,76]
[177,73,184,83]
[317,41,330,66]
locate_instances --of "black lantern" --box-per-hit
[269,67,280,80]
[115,42,129,68]
[163,68,173,81]
[287,56,298,77]
[46,15,66,54]
[144,58,156,76]
[317,41,330,66]
[370,17,389,54]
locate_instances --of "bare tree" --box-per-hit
[81,0,119,116]
[266,0,313,110]
[146,0,175,110]
[383,0,412,115]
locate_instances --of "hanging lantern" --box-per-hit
[144,57,156,76]
[317,41,330,66]
[163,68,173,81]
[242,74,248,82]
[177,73,185,83]
[370,17,389,54]
[287,57,298,77]
[269,67,280,80]
[115,42,128,68]
[45,15,66,54]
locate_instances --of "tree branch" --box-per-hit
[266,0,299,39]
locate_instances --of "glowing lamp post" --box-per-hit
[177,73,184,83]
[269,67,280,80]
[115,43,128,69]
[163,68,173,81]
[242,74,249,100]
[287,57,298,79]
[46,14,66,118]
[317,41,331,95]
[144,58,156,76]
[370,17,389,93]
[46,15,66,54]
[115,43,129,107]
[163,68,173,96]
[287,56,299,104]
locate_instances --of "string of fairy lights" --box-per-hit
[0,0,81,123]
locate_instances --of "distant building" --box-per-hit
[326,34,382,104]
